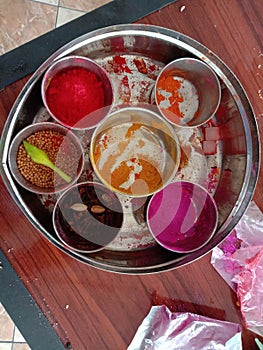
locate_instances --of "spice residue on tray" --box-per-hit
[98,55,162,105]
[156,75,199,125]
[17,130,80,188]
[93,122,164,196]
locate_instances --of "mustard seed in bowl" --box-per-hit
[8,122,84,194]
[17,130,75,188]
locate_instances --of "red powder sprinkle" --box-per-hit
[119,75,131,102]
[149,64,157,72]
[114,55,127,66]
[46,67,105,127]
[112,56,132,74]
[133,58,147,74]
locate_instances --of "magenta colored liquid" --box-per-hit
[147,182,217,252]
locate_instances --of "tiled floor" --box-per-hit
[0,1,112,348]
[0,303,30,350]
[0,0,112,55]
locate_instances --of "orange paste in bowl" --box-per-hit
[93,122,164,196]
[110,158,162,195]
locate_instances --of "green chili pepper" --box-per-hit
[255,338,263,350]
[23,140,72,183]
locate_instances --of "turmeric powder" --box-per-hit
[111,158,162,195]
[93,121,164,196]
[156,75,184,118]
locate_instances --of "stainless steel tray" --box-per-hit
[1,24,259,274]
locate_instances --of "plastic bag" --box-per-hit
[127,305,242,350]
[234,248,263,337]
[211,201,263,337]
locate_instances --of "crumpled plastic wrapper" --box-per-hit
[127,305,242,350]
[211,201,263,337]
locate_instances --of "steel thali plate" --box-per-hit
[0,24,259,274]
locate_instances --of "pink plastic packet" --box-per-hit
[211,201,263,337]
[235,248,263,337]
[127,305,242,350]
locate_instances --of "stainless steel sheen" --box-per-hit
[0,24,260,274]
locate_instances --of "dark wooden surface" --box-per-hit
[0,0,262,349]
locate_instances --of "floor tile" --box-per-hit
[0,304,31,349]
[31,0,59,5]
[56,7,86,27]
[0,343,12,350]
[60,0,112,12]
[12,344,31,350]
[0,304,14,341]
[13,328,25,343]
[0,0,57,55]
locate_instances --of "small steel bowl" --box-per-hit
[90,106,181,198]
[41,55,114,130]
[146,180,218,253]
[53,181,124,253]
[8,122,84,194]
[155,58,221,127]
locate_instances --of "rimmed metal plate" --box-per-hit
[0,24,259,274]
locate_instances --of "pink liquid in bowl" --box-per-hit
[147,181,218,253]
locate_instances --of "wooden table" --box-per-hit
[0,0,262,349]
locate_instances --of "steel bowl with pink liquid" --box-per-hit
[146,181,218,253]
